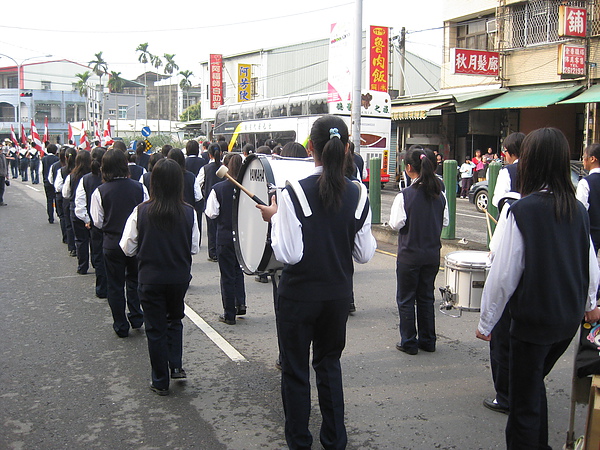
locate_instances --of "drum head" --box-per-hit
[445,251,490,270]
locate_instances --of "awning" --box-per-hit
[391,101,449,120]
[559,84,600,104]
[453,88,508,113]
[473,85,583,110]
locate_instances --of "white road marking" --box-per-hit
[184,303,247,362]
[25,185,41,192]
[456,212,486,220]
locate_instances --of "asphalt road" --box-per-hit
[0,179,588,449]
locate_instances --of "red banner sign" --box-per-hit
[210,54,223,110]
[559,6,587,38]
[369,26,389,93]
[558,44,586,76]
[451,48,499,76]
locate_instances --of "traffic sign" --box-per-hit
[141,126,151,137]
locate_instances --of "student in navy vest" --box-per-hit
[491,131,525,213]
[577,143,600,254]
[197,143,222,262]
[257,115,376,450]
[50,146,68,244]
[185,140,207,245]
[63,150,92,274]
[127,150,146,182]
[90,149,148,338]
[141,153,164,191]
[390,147,448,356]
[120,158,199,396]
[75,147,107,298]
[167,148,201,208]
[477,128,600,449]
[135,140,150,171]
[206,153,247,325]
[41,144,59,223]
[56,147,77,257]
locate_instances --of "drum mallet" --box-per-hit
[215,165,267,206]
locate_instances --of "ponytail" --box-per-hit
[310,116,349,210]
[209,143,222,168]
[405,146,440,199]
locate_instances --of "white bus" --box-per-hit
[212,91,392,181]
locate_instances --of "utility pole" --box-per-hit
[351,0,363,153]
[398,27,406,97]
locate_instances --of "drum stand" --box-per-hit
[438,286,463,318]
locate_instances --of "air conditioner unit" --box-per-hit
[486,19,497,34]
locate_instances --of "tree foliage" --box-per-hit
[179,103,201,122]
[107,71,125,93]
[75,71,91,97]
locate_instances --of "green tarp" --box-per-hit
[473,85,582,109]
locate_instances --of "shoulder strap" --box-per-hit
[286,179,312,217]
[352,180,369,220]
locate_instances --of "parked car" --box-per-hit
[468,161,587,213]
[362,168,390,189]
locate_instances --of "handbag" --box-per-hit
[575,321,600,378]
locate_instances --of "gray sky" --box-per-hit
[0,0,443,83]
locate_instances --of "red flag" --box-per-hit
[43,116,49,144]
[68,122,74,144]
[102,119,114,146]
[20,123,27,145]
[10,125,19,146]
[30,119,44,156]
[79,121,90,151]
[94,120,101,145]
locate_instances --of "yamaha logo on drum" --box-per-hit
[249,168,265,182]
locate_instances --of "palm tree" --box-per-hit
[179,70,193,121]
[136,43,152,124]
[89,52,108,126]
[163,54,179,125]
[151,54,163,132]
[107,71,125,93]
[75,71,91,123]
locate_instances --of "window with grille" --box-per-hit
[509,0,587,48]
[456,18,494,50]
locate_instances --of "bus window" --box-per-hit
[271,98,288,118]
[227,104,241,122]
[240,103,254,120]
[289,96,306,116]
[255,100,270,119]
[271,131,296,146]
[308,97,328,115]
[215,108,227,127]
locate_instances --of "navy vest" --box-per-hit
[278,175,369,301]
[136,201,195,284]
[185,156,207,177]
[42,154,59,184]
[128,164,144,182]
[212,180,235,245]
[202,162,220,201]
[584,172,600,252]
[142,172,152,191]
[396,184,446,266]
[509,193,590,344]
[183,170,196,206]
[97,178,145,249]
[82,173,103,219]
[506,163,518,192]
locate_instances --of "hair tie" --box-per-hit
[419,154,426,160]
[329,128,341,140]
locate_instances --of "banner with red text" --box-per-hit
[451,48,499,76]
[369,26,389,92]
[210,54,223,110]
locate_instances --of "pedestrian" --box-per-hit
[29,144,40,184]
[476,127,600,448]
[205,153,247,325]
[135,140,150,170]
[90,149,148,338]
[168,148,201,208]
[459,156,475,199]
[75,147,108,298]
[280,142,307,158]
[41,144,59,224]
[350,141,367,181]
[0,144,8,206]
[472,149,485,181]
[56,147,77,256]
[63,150,92,274]
[160,144,172,159]
[577,143,600,254]
[491,132,525,212]
[120,158,199,395]
[257,115,376,449]
[435,153,444,176]
[197,143,222,262]
[19,143,29,182]
[127,150,146,181]
[50,146,68,244]
[7,142,19,179]
[185,140,207,244]
[389,147,448,355]
[141,152,164,192]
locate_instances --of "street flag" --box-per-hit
[20,123,27,145]
[79,121,90,151]
[43,116,49,144]
[94,120,101,145]
[10,125,19,146]
[30,119,44,156]
[68,122,74,144]
[102,119,114,146]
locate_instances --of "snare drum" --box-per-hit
[444,251,490,311]
[233,154,315,274]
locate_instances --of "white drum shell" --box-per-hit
[233,154,315,274]
[444,250,490,311]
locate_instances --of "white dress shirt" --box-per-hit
[389,186,450,231]
[491,160,518,207]
[74,180,91,224]
[576,167,600,210]
[89,179,149,229]
[205,189,219,219]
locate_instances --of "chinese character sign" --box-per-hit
[558,44,586,76]
[328,22,353,104]
[369,26,389,92]
[210,54,223,110]
[238,64,252,102]
[559,6,587,38]
[451,48,499,76]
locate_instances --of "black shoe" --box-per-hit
[218,314,236,325]
[207,256,218,262]
[483,398,509,414]
[171,368,187,379]
[418,344,436,352]
[150,384,169,396]
[96,292,107,299]
[396,342,418,355]
[349,303,356,313]
[69,250,77,257]
[255,275,268,283]
[48,218,54,224]
[115,330,129,338]
[77,269,87,275]
[275,359,282,371]
[236,305,247,316]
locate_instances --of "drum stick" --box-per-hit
[482,208,498,224]
[215,165,267,206]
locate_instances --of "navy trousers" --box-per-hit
[277,295,350,450]
[395,261,439,351]
[71,211,90,273]
[90,226,107,298]
[205,214,217,260]
[139,282,188,390]
[490,305,511,409]
[62,195,75,252]
[217,242,246,321]
[506,335,572,449]
[103,247,143,335]
[55,194,67,243]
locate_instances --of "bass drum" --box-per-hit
[233,154,315,275]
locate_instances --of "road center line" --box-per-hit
[184,303,247,363]
[25,185,41,192]
[456,212,486,220]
